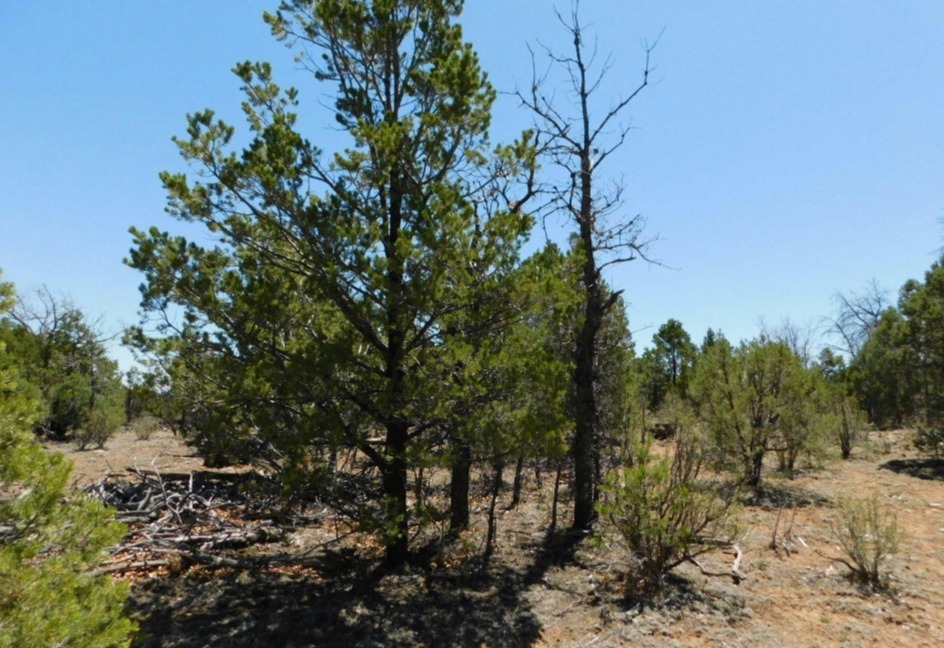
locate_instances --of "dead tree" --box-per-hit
[826,279,890,357]
[519,3,657,530]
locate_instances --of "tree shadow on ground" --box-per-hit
[521,527,586,582]
[128,545,542,648]
[609,570,751,632]
[742,482,830,510]
[880,457,944,481]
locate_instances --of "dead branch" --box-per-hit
[91,560,171,576]
[769,508,802,556]
[686,543,744,585]
[83,464,310,576]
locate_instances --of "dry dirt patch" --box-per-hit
[61,427,211,488]
[55,428,944,647]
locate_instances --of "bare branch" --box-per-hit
[520,1,660,530]
[686,543,745,584]
[825,279,891,356]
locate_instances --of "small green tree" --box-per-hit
[1,287,125,446]
[844,259,944,430]
[771,366,829,476]
[913,426,944,458]
[899,259,944,426]
[639,318,697,411]
[692,336,821,487]
[0,275,135,646]
[78,393,127,451]
[445,243,577,533]
[849,308,917,428]
[814,353,867,460]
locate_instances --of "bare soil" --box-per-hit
[58,428,944,647]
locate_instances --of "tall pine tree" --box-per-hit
[128,0,536,565]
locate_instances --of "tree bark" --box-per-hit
[550,461,563,531]
[449,440,472,532]
[483,461,503,562]
[382,419,410,567]
[510,454,525,508]
[572,198,604,530]
[839,404,853,460]
[745,450,765,489]
[517,5,652,533]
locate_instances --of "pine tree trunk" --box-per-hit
[449,440,472,532]
[491,457,505,491]
[571,103,604,530]
[483,462,503,561]
[382,170,409,568]
[745,450,765,489]
[382,421,410,567]
[839,404,853,460]
[572,299,602,530]
[510,455,525,508]
[551,461,563,531]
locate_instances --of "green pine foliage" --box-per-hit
[0,288,126,446]
[127,0,538,565]
[0,276,135,647]
[691,336,828,487]
[849,309,917,428]
[639,319,697,411]
[913,426,944,458]
[842,257,944,430]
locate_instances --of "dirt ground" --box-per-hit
[58,428,944,647]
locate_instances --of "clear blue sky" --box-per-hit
[2,1,942,369]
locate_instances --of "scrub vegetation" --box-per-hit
[3,1,944,644]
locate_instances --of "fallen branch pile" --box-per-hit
[83,465,301,575]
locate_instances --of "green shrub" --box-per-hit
[597,430,740,592]
[0,447,136,646]
[75,400,125,450]
[830,496,903,590]
[913,427,944,458]
[0,275,135,646]
[130,414,162,441]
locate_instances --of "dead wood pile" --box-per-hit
[83,466,305,575]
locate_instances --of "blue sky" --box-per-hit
[2,1,943,369]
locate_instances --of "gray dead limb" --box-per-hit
[769,507,805,556]
[83,464,310,575]
[686,543,744,585]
